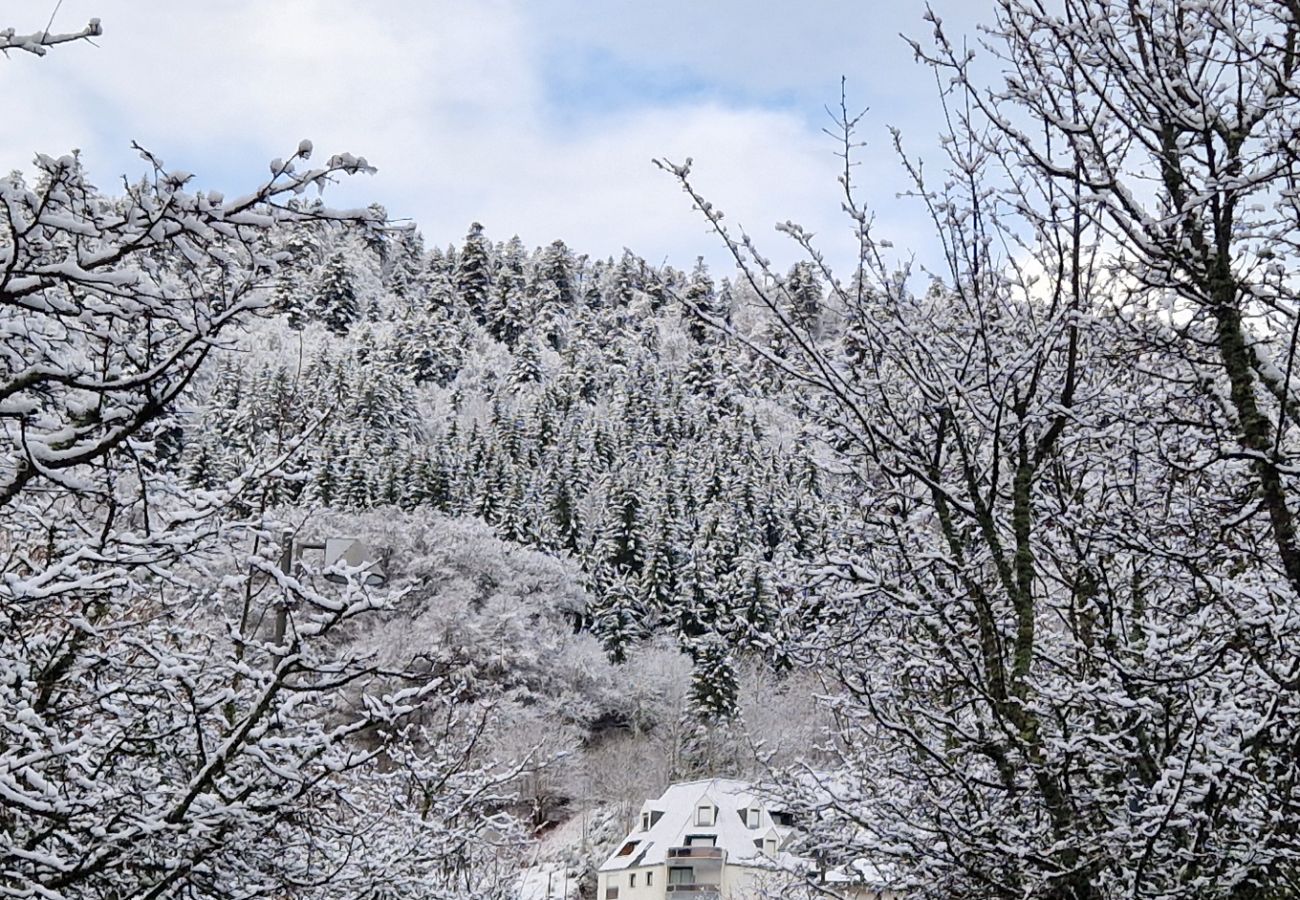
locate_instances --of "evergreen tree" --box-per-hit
[272,230,319,328]
[535,239,575,308]
[455,221,492,325]
[423,449,453,508]
[609,250,641,308]
[533,239,576,349]
[488,235,529,345]
[590,570,645,664]
[785,260,823,336]
[273,266,308,330]
[425,270,460,320]
[343,453,372,508]
[606,471,645,576]
[549,474,583,555]
[510,330,544,385]
[314,453,340,506]
[385,226,427,302]
[314,250,361,336]
[644,266,673,313]
[361,202,390,267]
[683,258,719,344]
[687,634,738,721]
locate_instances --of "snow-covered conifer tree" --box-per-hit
[314,248,362,336]
[455,220,493,324]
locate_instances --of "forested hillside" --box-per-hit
[180,212,845,713]
[0,141,832,899]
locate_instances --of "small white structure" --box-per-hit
[321,537,388,585]
[596,779,891,900]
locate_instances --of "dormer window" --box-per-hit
[746,807,760,829]
[641,812,649,831]
[696,803,716,826]
[764,837,778,856]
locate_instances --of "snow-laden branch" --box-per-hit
[0,142,378,508]
[0,18,101,57]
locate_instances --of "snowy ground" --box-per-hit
[513,804,628,899]
[515,863,580,900]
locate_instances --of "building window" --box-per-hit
[746,808,760,829]
[605,888,619,900]
[685,835,716,847]
[764,838,778,856]
[629,873,636,887]
[647,872,653,886]
[641,812,649,831]
[617,840,639,857]
[695,804,715,826]
[668,867,694,886]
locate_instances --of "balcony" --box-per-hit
[665,886,721,897]
[667,846,725,860]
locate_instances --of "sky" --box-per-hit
[3,1,990,275]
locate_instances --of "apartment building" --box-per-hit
[596,778,889,900]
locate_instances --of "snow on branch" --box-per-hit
[0,142,378,508]
[0,17,101,57]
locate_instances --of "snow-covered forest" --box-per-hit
[4,1,1300,899]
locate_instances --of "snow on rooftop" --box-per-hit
[598,778,796,873]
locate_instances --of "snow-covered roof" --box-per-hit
[598,778,798,873]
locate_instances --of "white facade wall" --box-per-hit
[597,861,781,900]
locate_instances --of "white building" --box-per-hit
[595,779,890,900]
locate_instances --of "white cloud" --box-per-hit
[0,1,973,274]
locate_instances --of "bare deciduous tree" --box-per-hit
[661,2,1300,897]
[0,22,525,900]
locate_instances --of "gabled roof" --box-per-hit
[598,778,797,873]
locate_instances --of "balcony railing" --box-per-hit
[667,846,725,860]
[665,886,721,896]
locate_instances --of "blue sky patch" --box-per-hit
[539,45,802,128]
